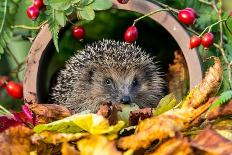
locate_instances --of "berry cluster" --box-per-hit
[27,0,44,20]
[0,76,23,99]
[190,33,214,49]
[121,5,216,49]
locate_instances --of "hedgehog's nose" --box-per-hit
[120,96,131,104]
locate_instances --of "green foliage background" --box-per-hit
[0,0,232,110]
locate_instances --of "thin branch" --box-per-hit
[133,9,169,25]
[198,0,212,5]
[11,20,48,30]
[0,0,7,32]
[212,0,219,13]
[150,0,179,13]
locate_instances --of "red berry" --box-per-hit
[5,81,23,99]
[117,0,129,4]
[27,5,40,20]
[185,8,198,18]
[33,0,44,9]
[178,9,196,25]
[124,26,138,43]
[189,35,201,49]
[72,26,85,40]
[201,32,214,48]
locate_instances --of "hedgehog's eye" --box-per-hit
[104,78,112,86]
[132,78,139,87]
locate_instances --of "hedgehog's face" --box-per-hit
[86,64,164,108]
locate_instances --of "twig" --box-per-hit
[11,20,48,30]
[198,0,212,5]
[0,0,7,33]
[133,9,169,25]
[211,0,219,12]
[150,0,179,13]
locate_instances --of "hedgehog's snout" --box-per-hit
[120,96,131,104]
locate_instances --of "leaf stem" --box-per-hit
[199,19,227,37]
[133,8,169,25]
[0,104,12,115]
[198,0,212,5]
[0,0,7,33]
[11,20,48,30]
[150,0,179,14]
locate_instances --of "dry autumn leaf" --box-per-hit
[0,125,34,155]
[117,58,223,150]
[31,131,89,145]
[146,137,193,155]
[191,128,232,154]
[117,102,210,150]
[167,50,189,102]
[29,103,71,124]
[61,142,80,155]
[77,135,122,155]
[182,57,222,108]
[207,99,232,120]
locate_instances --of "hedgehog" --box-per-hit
[49,39,166,113]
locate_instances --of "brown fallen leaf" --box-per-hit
[0,125,34,155]
[167,50,189,102]
[146,137,193,155]
[118,62,222,150]
[29,103,71,124]
[207,99,232,120]
[117,102,210,150]
[97,102,119,125]
[61,142,80,155]
[77,135,122,155]
[182,57,222,109]
[191,128,232,155]
[31,131,89,145]
[129,108,152,126]
[212,119,232,131]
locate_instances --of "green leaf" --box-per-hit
[33,113,125,135]
[64,6,74,15]
[55,11,67,27]
[209,90,232,111]
[0,46,4,54]
[195,8,218,30]
[46,0,71,11]
[78,5,95,20]
[46,8,60,52]
[153,93,177,116]
[0,37,6,47]
[79,0,94,6]
[117,103,140,126]
[71,0,81,4]
[0,0,8,33]
[3,28,12,42]
[92,0,112,11]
